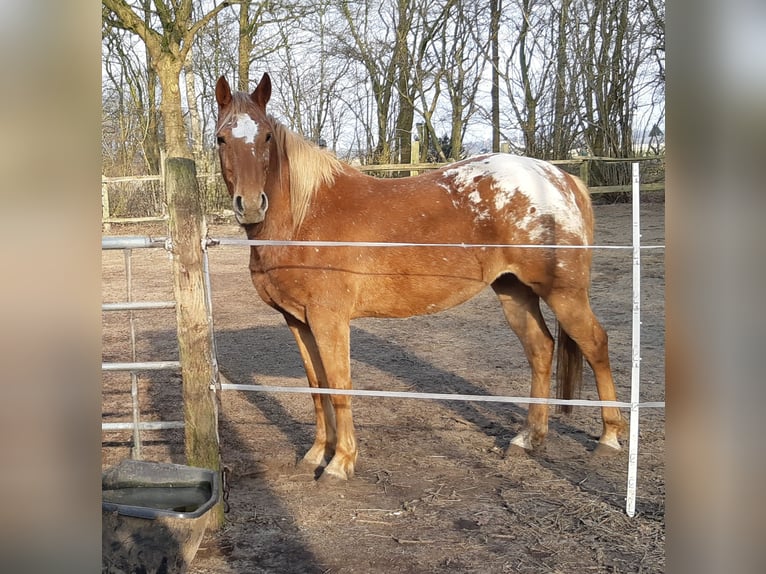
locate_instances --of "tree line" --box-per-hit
[102,0,665,178]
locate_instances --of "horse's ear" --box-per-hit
[251,72,271,109]
[215,76,232,107]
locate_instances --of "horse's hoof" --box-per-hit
[505,443,531,458]
[592,442,621,457]
[316,469,349,486]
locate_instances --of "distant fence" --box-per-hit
[101,172,225,229]
[102,155,665,228]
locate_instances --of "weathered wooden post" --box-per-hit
[102,178,111,232]
[165,157,223,529]
[410,138,420,177]
[579,158,590,187]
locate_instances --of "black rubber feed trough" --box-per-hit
[102,459,220,574]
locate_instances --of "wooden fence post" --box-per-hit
[410,139,420,176]
[579,158,590,187]
[102,179,111,232]
[165,157,223,529]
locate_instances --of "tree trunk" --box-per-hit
[395,69,414,163]
[145,67,161,174]
[375,106,391,164]
[552,0,570,159]
[490,0,501,152]
[518,0,537,156]
[165,157,223,529]
[139,1,161,174]
[238,0,252,91]
[450,101,464,160]
[155,58,191,159]
[393,0,414,164]
[184,49,204,160]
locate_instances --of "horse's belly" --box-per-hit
[351,268,489,318]
[253,247,502,320]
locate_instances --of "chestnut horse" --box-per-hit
[215,73,626,481]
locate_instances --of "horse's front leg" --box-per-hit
[285,315,336,472]
[303,308,357,481]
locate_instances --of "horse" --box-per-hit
[214,72,627,481]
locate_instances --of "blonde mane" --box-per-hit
[271,119,343,229]
[217,92,342,229]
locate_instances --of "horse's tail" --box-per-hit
[555,323,583,414]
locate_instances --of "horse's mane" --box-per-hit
[219,92,343,229]
[272,120,343,229]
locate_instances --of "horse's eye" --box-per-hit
[265,133,272,142]
[217,136,225,145]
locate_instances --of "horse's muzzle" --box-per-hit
[233,191,268,224]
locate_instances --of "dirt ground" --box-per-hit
[102,198,665,573]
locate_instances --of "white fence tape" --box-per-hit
[211,238,664,251]
[216,382,664,409]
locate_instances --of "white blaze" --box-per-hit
[231,113,258,144]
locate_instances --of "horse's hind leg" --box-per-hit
[492,275,555,454]
[545,288,628,453]
[284,314,337,472]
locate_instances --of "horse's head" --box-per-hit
[215,73,276,226]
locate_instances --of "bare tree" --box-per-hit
[102,0,665,174]
[403,0,484,162]
[474,0,664,160]
[489,0,502,152]
[572,0,641,158]
[442,1,486,160]
[551,0,575,159]
[102,28,146,175]
[406,0,452,162]
[102,0,230,159]
[275,2,354,149]
[646,0,665,86]
[234,1,309,90]
[336,0,418,163]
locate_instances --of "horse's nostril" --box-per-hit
[233,194,245,215]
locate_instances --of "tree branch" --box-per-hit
[102,0,162,55]
[182,2,232,61]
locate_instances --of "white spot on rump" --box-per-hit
[444,154,586,241]
[231,113,258,144]
[465,190,491,220]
